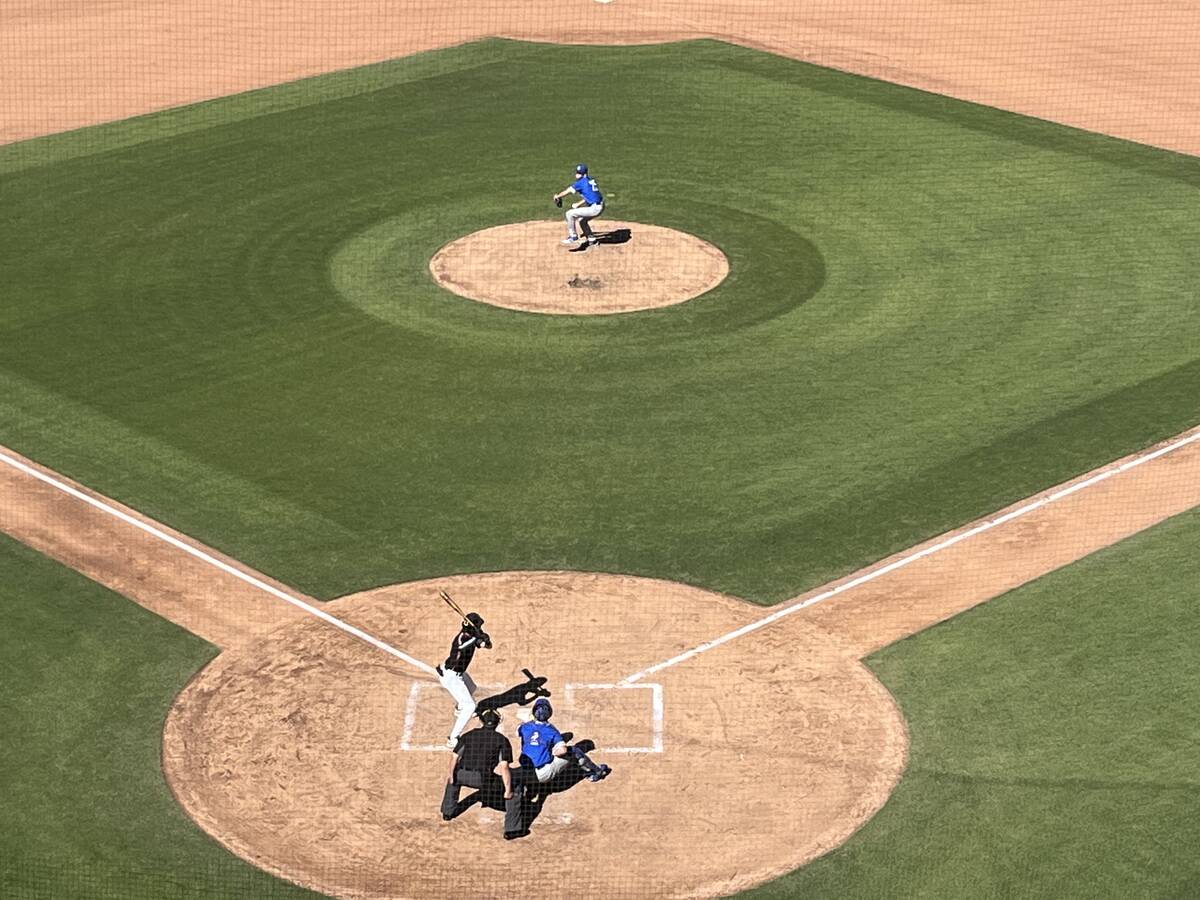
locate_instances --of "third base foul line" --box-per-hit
[0,449,437,678]
[621,427,1200,685]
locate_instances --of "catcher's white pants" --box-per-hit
[439,668,477,743]
[534,754,573,783]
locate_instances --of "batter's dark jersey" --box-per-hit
[444,628,481,673]
[454,727,513,773]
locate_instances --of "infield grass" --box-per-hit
[1,39,1198,604]
[742,506,1200,899]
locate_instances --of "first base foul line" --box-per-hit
[621,427,1200,684]
[0,450,437,678]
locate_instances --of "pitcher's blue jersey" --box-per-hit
[518,720,564,768]
[572,176,603,205]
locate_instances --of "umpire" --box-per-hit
[441,708,528,838]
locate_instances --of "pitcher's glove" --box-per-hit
[554,196,563,208]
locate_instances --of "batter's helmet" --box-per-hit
[532,698,553,722]
[465,612,484,628]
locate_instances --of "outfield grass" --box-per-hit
[0,534,318,899]
[1,39,1198,604]
[743,506,1200,899]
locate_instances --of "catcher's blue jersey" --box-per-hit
[518,720,564,768]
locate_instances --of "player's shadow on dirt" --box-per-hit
[516,768,591,828]
[449,739,601,832]
[593,228,631,245]
[509,738,599,831]
[571,228,632,251]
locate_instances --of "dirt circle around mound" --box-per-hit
[429,221,730,315]
[163,571,907,899]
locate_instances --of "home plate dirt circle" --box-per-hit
[429,221,730,314]
[163,572,906,899]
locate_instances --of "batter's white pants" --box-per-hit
[439,668,477,743]
[565,202,604,238]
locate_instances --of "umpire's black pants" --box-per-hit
[441,768,524,833]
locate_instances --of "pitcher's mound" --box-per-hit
[429,220,729,315]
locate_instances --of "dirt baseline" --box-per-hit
[428,221,730,315]
[163,572,907,899]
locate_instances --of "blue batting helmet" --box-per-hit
[532,698,553,722]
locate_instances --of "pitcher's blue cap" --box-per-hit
[575,163,588,175]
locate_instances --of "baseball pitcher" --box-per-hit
[553,163,604,246]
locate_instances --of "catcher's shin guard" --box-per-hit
[569,744,605,777]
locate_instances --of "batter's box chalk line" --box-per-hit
[399,680,663,753]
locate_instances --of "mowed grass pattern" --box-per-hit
[1,40,1198,603]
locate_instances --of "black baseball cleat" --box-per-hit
[504,829,530,841]
[588,765,612,783]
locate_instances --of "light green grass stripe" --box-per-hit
[0,367,356,565]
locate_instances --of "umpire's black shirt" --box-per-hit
[455,727,513,773]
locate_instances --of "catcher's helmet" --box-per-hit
[478,708,501,729]
[575,163,588,175]
[532,698,553,722]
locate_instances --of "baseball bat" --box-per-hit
[439,589,468,621]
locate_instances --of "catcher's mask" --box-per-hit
[478,708,501,729]
[532,698,553,722]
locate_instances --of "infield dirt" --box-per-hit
[4,1,1198,155]
[2,427,1199,896]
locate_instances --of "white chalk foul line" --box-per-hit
[0,450,437,678]
[622,427,1200,684]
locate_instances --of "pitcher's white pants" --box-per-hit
[439,667,477,743]
[565,202,603,238]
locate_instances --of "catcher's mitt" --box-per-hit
[554,196,563,208]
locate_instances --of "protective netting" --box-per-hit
[2,2,1200,899]
[3,1,1199,153]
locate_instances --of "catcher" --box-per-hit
[517,697,610,786]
